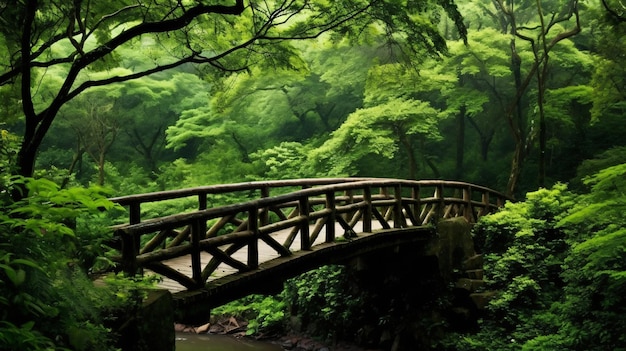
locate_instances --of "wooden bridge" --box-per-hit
[108,178,510,320]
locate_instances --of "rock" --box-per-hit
[426,217,476,283]
[462,254,484,270]
[296,338,319,350]
[470,291,498,309]
[282,338,296,349]
[455,278,485,292]
[196,322,210,334]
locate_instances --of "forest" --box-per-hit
[0,0,624,350]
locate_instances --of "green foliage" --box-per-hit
[443,163,626,350]
[440,184,569,349]
[250,142,320,180]
[561,163,626,236]
[589,15,626,123]
[281,265,362,342]
[551,163,626,350]
[0,177,150,350]
[212,294,287,336]
[311,90,445,178]
[0,129,19,178]
[214,265,363,341]
[573,146,626,190]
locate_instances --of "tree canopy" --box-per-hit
[0,0,466,179]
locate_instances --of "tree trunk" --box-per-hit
[537,63,547,188]
[506,142,523,198]
[61,146,86,189]
[505,38,527,197]
[97,152,105,186]
[398,133,418,179]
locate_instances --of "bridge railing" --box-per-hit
[108,178,371,225]
[109,179,510,292]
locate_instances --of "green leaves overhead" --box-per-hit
[2,0,466,177]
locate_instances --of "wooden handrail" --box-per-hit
[109,179,512,291]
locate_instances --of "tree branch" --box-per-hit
[602,0,626,22]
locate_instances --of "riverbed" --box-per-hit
[175,332,283,351]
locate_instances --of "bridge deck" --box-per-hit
[151,221,384,293]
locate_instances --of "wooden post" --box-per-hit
[363,186,372,233]
[412,184,421,225]
[436,183,445,223]
[393,184,403,228]
[128,203,141,275]
[482,192,490,217]
[198,193,208,240]
[345,189,354,223]
[248,206,259,269]
[325,191,336,242]
[463,185,474,223]
[260,187,270,226]
[190,220,202,288]
[198,193,207,211]
[380,186,391,221]
[120,230,138,277]
[129,202,141,225]
[299,196,311,250]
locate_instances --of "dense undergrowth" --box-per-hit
[439,163,626,350]
[211,163,626,351]
[0,177,156,350]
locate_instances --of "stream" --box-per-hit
[175,332,283,351]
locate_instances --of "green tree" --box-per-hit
[440,27,512,181]
[164,38,397,175]
[58,86,119,186]
[588,0,626,130]
[312,95,446,179]
[493,0,581,194]
[0,0,466,182]
[310,59,454,179]
[109,73,211,175]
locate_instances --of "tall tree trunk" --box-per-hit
[506,38,526,197]
[97,153,105,186]
[537,61,548,188]
[61,145,85,189]
[398,133,418,179]
[507,141,523,198]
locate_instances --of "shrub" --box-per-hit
[0,176,150,350]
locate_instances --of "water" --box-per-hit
[175,332,283,351]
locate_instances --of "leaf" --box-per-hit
[14,269,26,286]
[0,264,17,286]
[12,258,41,270]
